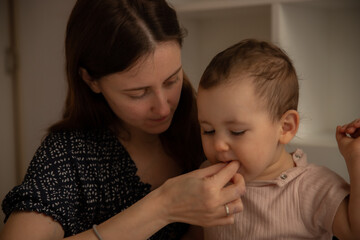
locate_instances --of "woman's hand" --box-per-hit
[159,161,245,227]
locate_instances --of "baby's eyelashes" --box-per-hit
[202,130,215,135]
[231,130,246,136]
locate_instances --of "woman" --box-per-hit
[0,0,245,239]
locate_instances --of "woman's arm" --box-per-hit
[333,119,360,239]
[0,189,168,240]
[0,211,64,240]
[0,161,244,240]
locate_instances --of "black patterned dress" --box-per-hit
[2,129,188,239]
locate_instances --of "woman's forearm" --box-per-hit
[1,162,244,240]
[77,188,169,240]
[0,189,169,240]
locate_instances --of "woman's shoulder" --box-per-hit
[43,128,122,155]
[28,128,128,174]
[45,128,115,145]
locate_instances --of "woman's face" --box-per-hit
[91,41,183,135]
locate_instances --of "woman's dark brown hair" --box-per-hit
[49,0,204,171]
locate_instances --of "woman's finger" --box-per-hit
[203,215,235,227]
[203,198,243,226]
[220,173,246,203]
[224,198,244,216]
[208,161,240,189]
[188,162,228,178]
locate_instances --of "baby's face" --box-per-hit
[197,79,284,181]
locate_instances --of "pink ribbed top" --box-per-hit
[204,149,350,240]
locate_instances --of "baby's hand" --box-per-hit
[336,119,360,163]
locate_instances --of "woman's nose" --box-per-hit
[151,91,170,116]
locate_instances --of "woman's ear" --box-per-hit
[279,110,299,144]
[79,68,101,93]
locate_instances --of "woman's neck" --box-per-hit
[116,125,181,190]
[118,124,161,147]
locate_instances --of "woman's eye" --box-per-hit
[164,76,179,87]
[128,90,147,99]
[231,130,245,136]
[202,130,215,135]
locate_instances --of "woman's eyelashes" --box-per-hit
[128,89,148,99]
[164,75,179,87]
[127,76,179,99]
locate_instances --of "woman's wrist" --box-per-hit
[92,186,173,240]
[148,179,174,226]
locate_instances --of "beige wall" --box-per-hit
[15,0,75,177]
[0,0,75,229]
[0,0,16,230]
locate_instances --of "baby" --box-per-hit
[196,39,360,239]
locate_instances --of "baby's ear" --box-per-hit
[79,68,101,93]
[279,110,299,144]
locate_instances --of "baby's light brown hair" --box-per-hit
[199,39,299,122]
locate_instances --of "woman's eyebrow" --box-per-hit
[123,65,182,92]
[165,65,182,81]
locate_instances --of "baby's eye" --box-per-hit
[202,129,215,135]
[231,130,246,136]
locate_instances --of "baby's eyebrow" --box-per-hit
[224,120,246,125]
[198,120,211,125]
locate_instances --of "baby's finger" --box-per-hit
[343,119,360,132]
[351,128,360,138]
[349,119,360,138]
[352,118,360,126]
[336,125,350,141]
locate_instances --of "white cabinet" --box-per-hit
[170,0,360,181]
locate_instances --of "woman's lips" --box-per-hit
[151,115,170,122]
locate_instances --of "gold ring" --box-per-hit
[224,204,230,216]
